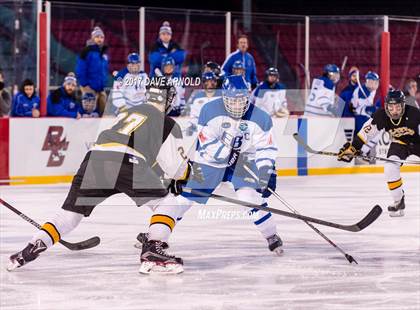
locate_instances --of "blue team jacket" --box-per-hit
[76,44,109,92]
[148,39,186,78]
[47,87,81,118]
[11,92,40,117]
[222,50,258,87]
[339,82,358,117]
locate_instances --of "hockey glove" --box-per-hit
[169,161,204,196]
[257,166,276,198]
[337,142,360,162]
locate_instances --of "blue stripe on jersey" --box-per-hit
[256,147,277,152]
[255,158,275,165]
[297,118,308,176]
[254,212,272,225]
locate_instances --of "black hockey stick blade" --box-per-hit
[0,197,101,251]
[345,254,358,264]
[183,188,382,232]
[59,237,101,251]
[354,204,382,231]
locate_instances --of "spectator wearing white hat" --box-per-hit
[76,26,109,115]
[148,21,186,78]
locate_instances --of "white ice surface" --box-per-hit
[0,173,419,310]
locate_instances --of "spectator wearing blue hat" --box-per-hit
[339,66,360,117]
[148,21,186,78]
[80,93,99,118]
[76,26,109,115]
[11,79,40,117]
[47,73,82,119]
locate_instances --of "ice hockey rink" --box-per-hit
[0,172,419,310]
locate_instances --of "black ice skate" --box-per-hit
[134,232,169,250]
[7,239,47,271]
[139,240,183,274]
[267,234,283,256]
[388,195,405,217]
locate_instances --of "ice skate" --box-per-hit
[139,240,183,274]
[134,232,169,250]
[7,240,47,271]
[267,234,283,256]
[388,195,405,217]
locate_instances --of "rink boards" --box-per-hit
[0,117,418,185]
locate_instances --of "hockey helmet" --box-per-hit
[82,92,97,113]
[146,77,177,115]
[222,75,250,119]
[385,90,405,120]
[232,60,245,76]
[323,64,340,84]
[127,53,141,74]
[365,71,380,91]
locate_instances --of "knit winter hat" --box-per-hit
[348,66,359,77]
[159,21,172,35]
[91,26,105,38]
[63,72,77,86]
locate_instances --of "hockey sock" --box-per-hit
[30,209,84,247]
[384,157,404,202]
[249,203,277,239]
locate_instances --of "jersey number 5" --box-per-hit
[117,112,148,135]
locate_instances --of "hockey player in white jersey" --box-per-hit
[161,56,185,116]
[252,67,289,117]
[112,53,148,112]
[138,75,283,274]
[185,71,221,136]
[351,71,380,119]
[304,64,340,117]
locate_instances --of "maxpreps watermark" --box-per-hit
[117,76,201,88]
[197,208,259,221]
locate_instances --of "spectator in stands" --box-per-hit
[11,79,40,117]
[222,35,258,89]
[0,70,11,117]
[76,26,109,115]
[80,93,99,118]
[252,67,288,118]
[339,66,359,117]
[403,79,419,109]
[149,21,186,78]
[47,73,82,119]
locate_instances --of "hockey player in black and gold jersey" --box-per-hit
[8,77,189,273]
[338,90,420,217]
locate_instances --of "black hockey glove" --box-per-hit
[169,161,204,196]
[257,166,276,198]
[337,142,360,163]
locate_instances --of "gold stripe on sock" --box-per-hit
[388,178,402,190]
[41,222,61,244]
[150,214,176,232]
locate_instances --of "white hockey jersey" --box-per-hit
[351,85,377,117]
[112,71,148,111]
[187,89,221,127]
[195,98,278,169]
[251,81,288,116]
[304,76,336,117]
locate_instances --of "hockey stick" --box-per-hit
[293,133,420,165]
[242,165,357,264]
[0,197,100,251]
[182,188,382,232]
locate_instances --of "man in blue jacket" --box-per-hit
[76,26,109,115]
[47,73,82,119]
[222,35,258,89]
[148,21,186,78]
[12,79,40,117]
[339,66,359,117]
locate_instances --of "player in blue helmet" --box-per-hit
[304,64,341,117]
[112,52,148,112]
[160,56,185,116]
[161,56,176,77]
[232,60,246,77]
[222,75,250,118]
[323,64,340,84]
[127,52,141,74]
[80,92,99,117]
[136,76,283,273]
